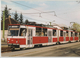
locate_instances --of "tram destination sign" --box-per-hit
[9,25,20,28]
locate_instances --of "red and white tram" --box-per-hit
[7,24,79,50]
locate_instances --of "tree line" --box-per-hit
[1,5,24,24]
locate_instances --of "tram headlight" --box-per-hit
[8,38,10,40]
[8,41,9,42]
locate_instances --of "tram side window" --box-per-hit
[60,30,63,36]
[19,28,27,36]
[36,27,41,36]
[71,32,73,37]
[43,28,47,36]
[53,30,56,36]
[75,32,77,37]
[66,31,68,37]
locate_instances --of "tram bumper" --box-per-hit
[8,44,20,48]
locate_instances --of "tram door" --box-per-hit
[27,29,33,47]
[73,32,75,40]
[63,31,66,41]
[48,30,52,43]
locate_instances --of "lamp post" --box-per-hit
[2,8,11,42]
[2,11,5,42]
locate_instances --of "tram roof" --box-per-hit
[8,24,79,33]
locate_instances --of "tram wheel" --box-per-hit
[59,42,60,44]
[11,46,15,51]
[39,44,42,47]
[56,42,60,45]
[76,41,78,42]
[69,41,71,43]
[20,48,23,50]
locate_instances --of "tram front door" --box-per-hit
[48,30,52,43]
[63,32,66,41]
[27,29,33,47]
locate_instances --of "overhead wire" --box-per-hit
[11,1,57,16]
[11,1,42,12]
[1,6,70,25]
[1,6,56,22]
[1,1,76,23]
[3,1,80,23]
[10,1,73,22]
[1,6,70,23]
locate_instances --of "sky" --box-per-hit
[1,0,80,27]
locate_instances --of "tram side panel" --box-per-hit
[33,37,48,44]
[32,27,48,45]
[73,32,75,42]
[70,31,73,41]
[74,32,79,41]
[59,30,64,42]
[65,31,69,41]
[52,29,58,43]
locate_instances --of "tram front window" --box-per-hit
[19,28,27,36]
[8,28,19,36]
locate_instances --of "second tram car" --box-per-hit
[7,24,79,49]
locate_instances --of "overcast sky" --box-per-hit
[1,0,80,27]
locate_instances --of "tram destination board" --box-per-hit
[9,25,20,28]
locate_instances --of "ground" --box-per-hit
[1,42,80,57]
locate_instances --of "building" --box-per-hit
[1,18,20,30]
[1,18,20,41]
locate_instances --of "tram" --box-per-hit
[7,24,79,50]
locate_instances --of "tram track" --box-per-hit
[1,47,12,53]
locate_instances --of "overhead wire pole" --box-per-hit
[70,22,75,29]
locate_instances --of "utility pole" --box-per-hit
[70,22,75,29]
[3,11,5,42]
[49,22,51,25]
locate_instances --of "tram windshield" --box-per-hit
[8,25,20,36]
[8,28,19,36]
